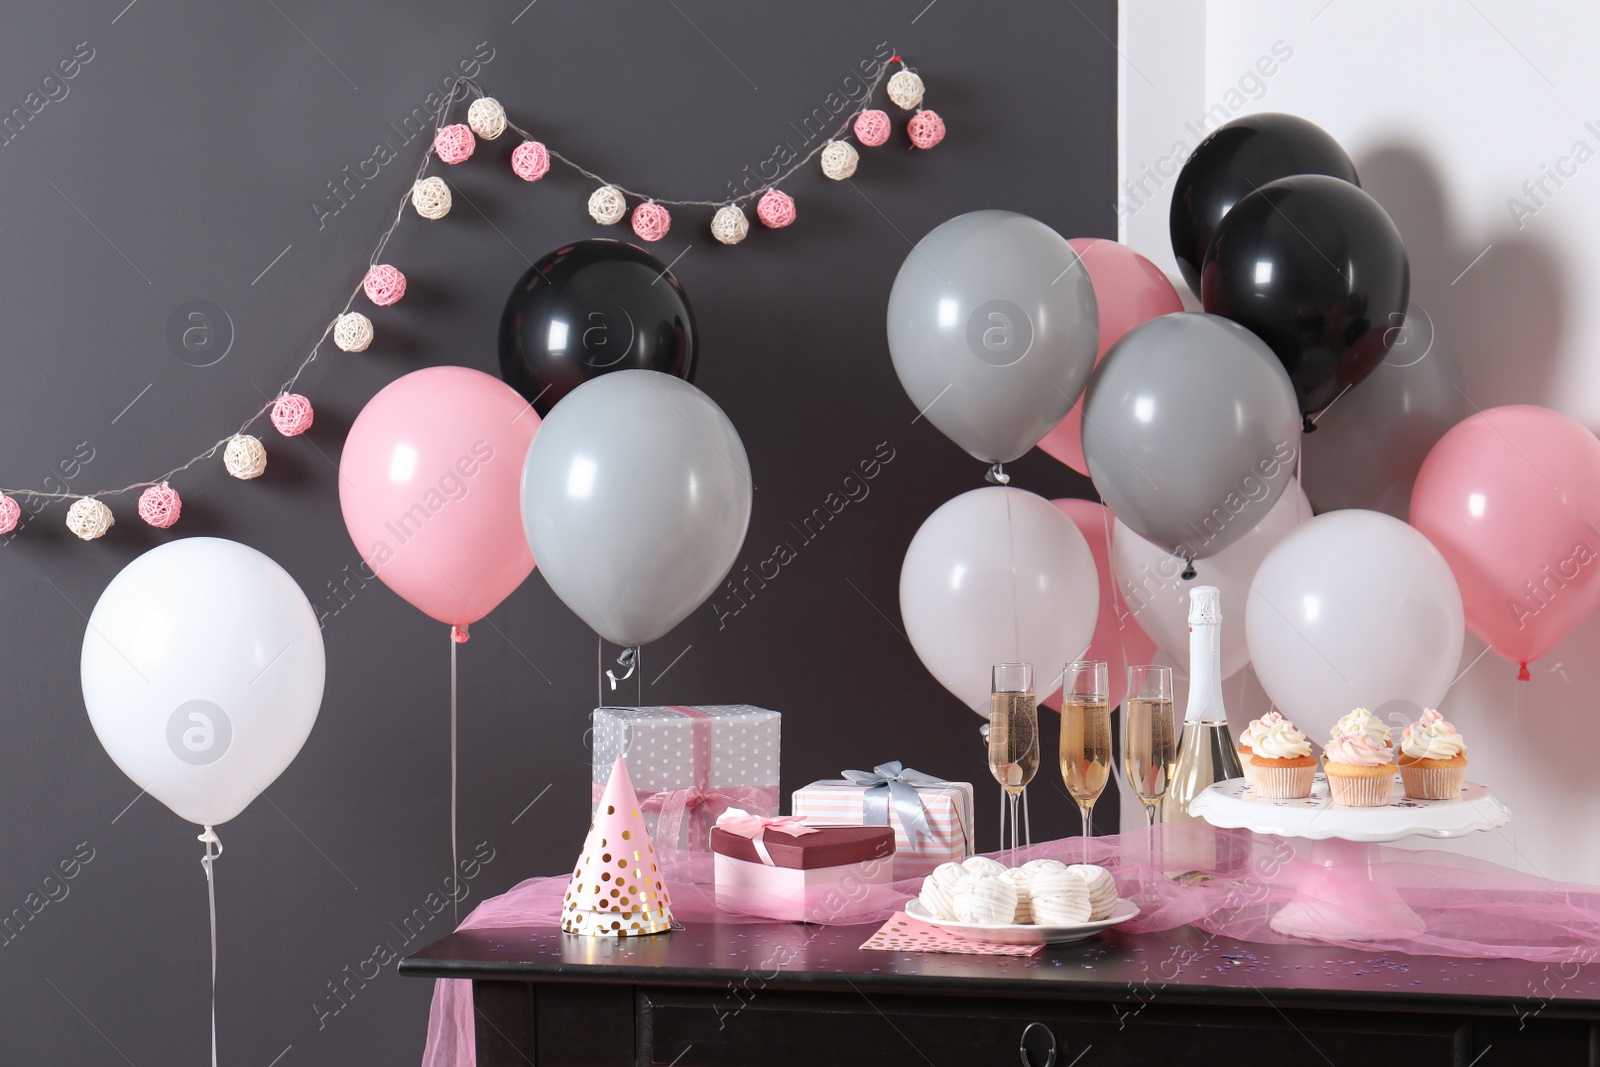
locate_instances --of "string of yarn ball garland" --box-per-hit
[66,497,113,540]
[271,394,315,437]
[0,57,944,541]
[411,177,452,220]
[137,483,181,529]
[333,312,374,352]
[223,435,267,480]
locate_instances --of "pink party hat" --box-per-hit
[562,756,674,936]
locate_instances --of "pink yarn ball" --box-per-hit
[908,110,946,150]
[271,393,315,437]
[137,483,181,529]
[511,140,550,181]
[631,202,671,242]
[363,264,406,306]
[854,109,892,147]
[757,188,796,229]
[0,493,19,535]
[433,123,476,164]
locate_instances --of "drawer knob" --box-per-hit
[1019,1021,1057,1067]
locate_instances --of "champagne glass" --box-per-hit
[1058,660,1110,861]
[988,663,1038,857]
[1123,665,1175,905]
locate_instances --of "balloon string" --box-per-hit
[449,628,459,926]
[1097,502,1131,691]
[1002,486,1022,663]
[198,825,222,1067]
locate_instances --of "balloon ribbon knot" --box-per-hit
[1517,662,1531,681]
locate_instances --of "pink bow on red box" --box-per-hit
[715,808,816,865]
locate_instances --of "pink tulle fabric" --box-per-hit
[421,823,1600,1066]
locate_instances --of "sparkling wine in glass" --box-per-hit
[1059,660,1110,859]
[988,663,1037,855]
[1123,665,1175,905]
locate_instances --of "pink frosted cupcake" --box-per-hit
[1247,719,1316,800]
[1237,710,1284,788]
[1323,733,1395,806]
[1329,707,1392,751]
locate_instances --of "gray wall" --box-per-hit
[0,1,1114,1061]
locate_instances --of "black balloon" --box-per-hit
[1169,113,1359,296]
[1201,174,1410,417]
[498,239,696,416]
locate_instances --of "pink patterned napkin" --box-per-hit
[859,911,1043,956]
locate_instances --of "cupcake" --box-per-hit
[1322,733,1394,806]
[1247,719,1316,799]
[1397,708,1467,800]
[1330,707,1392,749]
[1237,711,1285,787]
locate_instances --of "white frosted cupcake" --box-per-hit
[1237,711,1284,787]
[1322,733,1394,807]
[1248,719,1316,800]
[1330,707,1392,750]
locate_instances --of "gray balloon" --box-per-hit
[1300,303,1465,520]
[1083,313,1300,562]
[520,370,753,647]
[886,210,1098,464]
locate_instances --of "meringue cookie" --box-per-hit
[1020,858,1068,878]
[1067,864,1118,920]
[1028,868,1091,925]
[962,856,1009,878]
[1002,866,1033,924]
[917,862,966,920]
[951,871,1018,924]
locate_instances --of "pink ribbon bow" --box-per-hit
[715,808,817,866]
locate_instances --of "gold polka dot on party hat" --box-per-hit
[622,830,631,840]
[607,805,615,815]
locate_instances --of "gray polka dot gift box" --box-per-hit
[591,705,781,861]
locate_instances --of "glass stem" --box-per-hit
[1079,803,1093,863]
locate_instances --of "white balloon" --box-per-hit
[1112,479,1311,680]
[899,487,1099,716]
[81,538,326,827]
[1245,510,1464,741]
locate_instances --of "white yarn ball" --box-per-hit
[588,185,627,225]
[467,97,507,140]
[819,140,859,181]
[411,176,452,220]
[887,69,925,110]
[66,497,113,541]
[223,434,267,480]
[710,204,749,245]
[333,312,373,353]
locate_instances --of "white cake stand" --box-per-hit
[1188,773,1510,941]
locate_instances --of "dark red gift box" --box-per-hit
[710,823,894,870]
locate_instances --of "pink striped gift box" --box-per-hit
[792,763,974,880]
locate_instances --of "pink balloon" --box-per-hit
[339,367,539,630]
[1411,404,1600,678]
[1042,497,1159,711]
[1037,239,1184,475]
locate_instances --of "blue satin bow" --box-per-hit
[840,761,945,847]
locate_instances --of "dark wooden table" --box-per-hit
[400,921,1600,1065]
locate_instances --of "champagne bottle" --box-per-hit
[1159,585,1243,825]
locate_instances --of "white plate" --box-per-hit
[1187,774,1510,843]
[904,896,1140,945]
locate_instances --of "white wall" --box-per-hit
[1120,0,1600,883]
